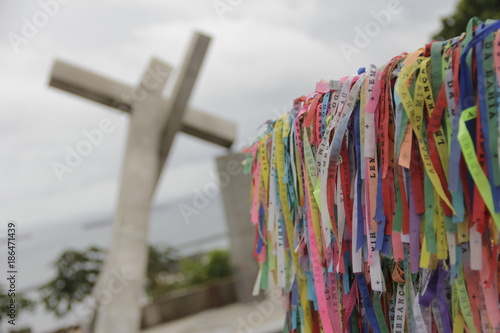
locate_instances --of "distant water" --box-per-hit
[0,195,228,332]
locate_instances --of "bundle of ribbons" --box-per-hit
[244,18,500,333]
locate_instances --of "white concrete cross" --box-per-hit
[48,32,236,333]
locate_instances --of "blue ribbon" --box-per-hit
[321,91,331,138]
[356,274,381,333]
[353,103,365,251]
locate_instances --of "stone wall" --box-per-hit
[141,277,237,329]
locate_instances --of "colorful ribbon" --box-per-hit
[245,17,500,333]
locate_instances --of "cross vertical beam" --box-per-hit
[158,33,211,171]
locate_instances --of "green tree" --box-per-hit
[433,0,500,40]
[146,244,179,299]
[180,255,208,285]
[180,249,233,286]
[205,249,232,280]
[39,246,104,317]
[0,284,35,324]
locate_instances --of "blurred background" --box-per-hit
[0,0,498,331]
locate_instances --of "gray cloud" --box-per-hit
[1,0,457,230]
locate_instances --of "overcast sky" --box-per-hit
[0,0,458,232]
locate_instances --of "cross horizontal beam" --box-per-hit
[49,60,235,148]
